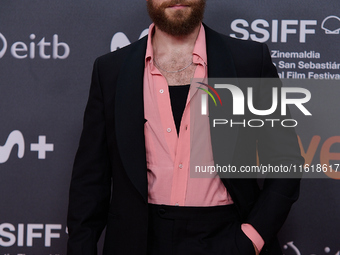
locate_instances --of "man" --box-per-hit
[67,0,304,254]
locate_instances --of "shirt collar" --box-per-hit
[145,23,207,66]
[145,23,155,63]
[192,24,207,66]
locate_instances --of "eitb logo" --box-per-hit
[0,33,70,59]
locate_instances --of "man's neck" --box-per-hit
[152,24,201,58]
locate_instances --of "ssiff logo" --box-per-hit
[283,241,339,255]
[321,16,340,34]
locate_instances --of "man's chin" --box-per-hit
[164,11,194,25]
[148,1,204,36]
[165,7,191,18]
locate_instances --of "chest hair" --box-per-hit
[156,55,197,85]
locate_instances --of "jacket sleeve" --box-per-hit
[245,43,304,246]
[67,58,112,255]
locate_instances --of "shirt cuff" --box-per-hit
[241,223,265,252]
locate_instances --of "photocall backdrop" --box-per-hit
[1,1,339,254]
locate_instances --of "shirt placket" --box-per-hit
[170,58,207,206]
[170,105,190,206]
[153,71,178,160]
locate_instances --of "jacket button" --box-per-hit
[159,208,166,214]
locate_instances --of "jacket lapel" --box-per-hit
[115,37,148,203]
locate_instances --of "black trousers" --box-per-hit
[147,203,256,255]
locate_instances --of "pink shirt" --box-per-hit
[143,23,264,251]
[144,23,231,207]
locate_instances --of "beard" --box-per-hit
[147,0,206,36]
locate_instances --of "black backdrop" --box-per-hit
[1,1,340,254]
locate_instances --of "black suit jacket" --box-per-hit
[67,25,304,255]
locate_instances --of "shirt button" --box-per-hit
[167,128,171,133]
[159,89,164,93]
[175,203,179,206]
[179,164,183,169]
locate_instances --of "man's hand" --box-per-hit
[252,242,260,255]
